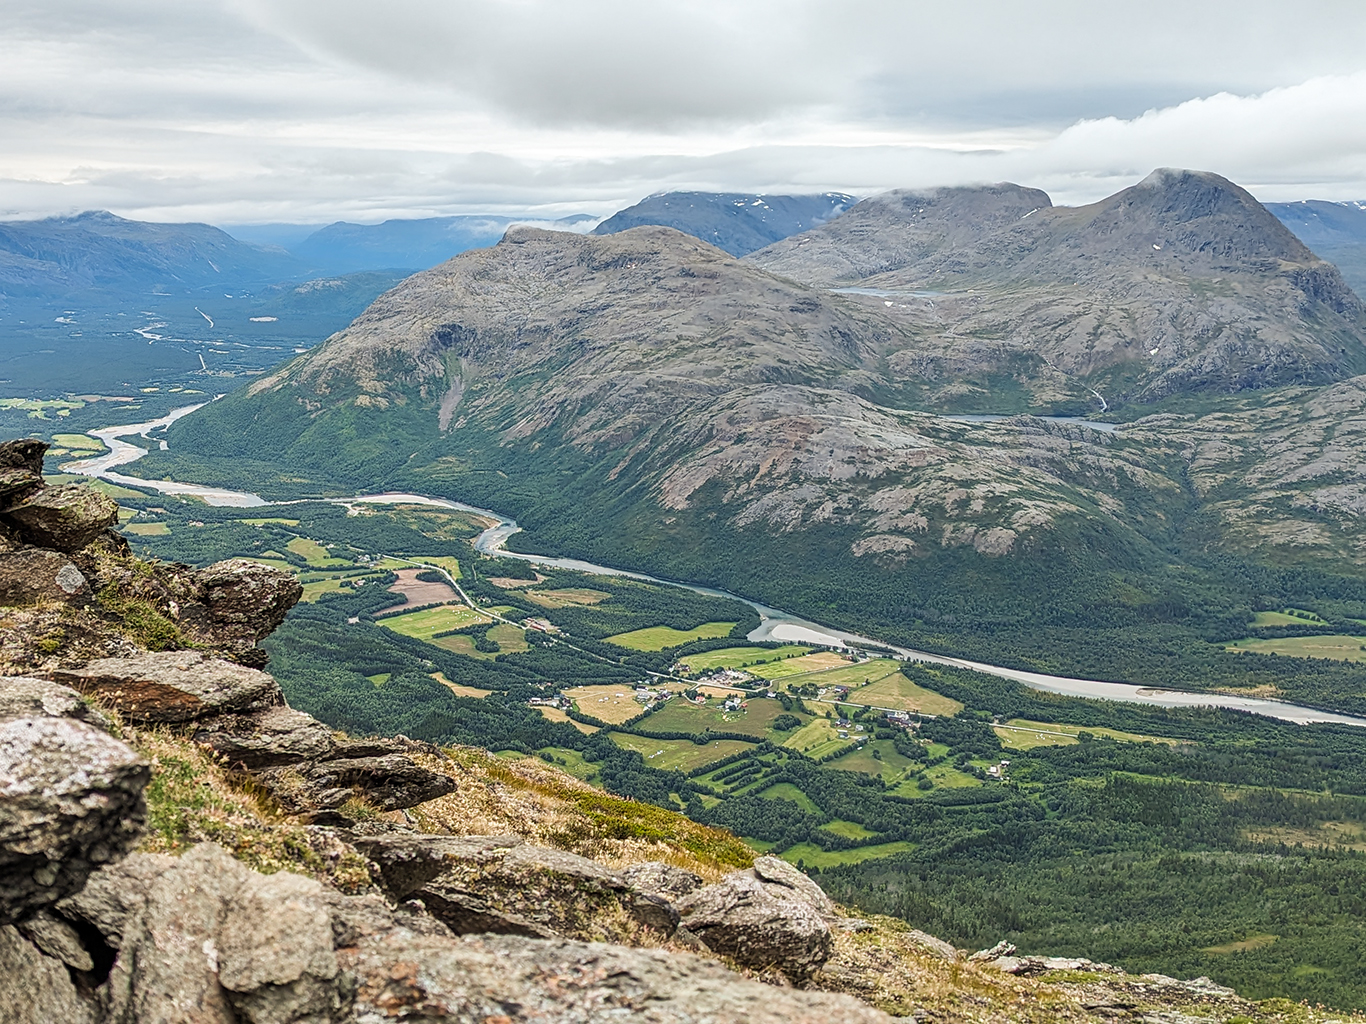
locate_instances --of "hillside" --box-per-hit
[9,447,1355,1022]
[0,211,304,299]
[1269,199,1366,296]
[148,172,1366,713]
[749,170,1366,401]
[593,191,856,256]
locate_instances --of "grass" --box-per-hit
[675,644,810,674]
[124,521,170,536]
[828,738,920,781]
[1202,934,1279,955]
[366,673,391,686]
[855,673,964,716]
[824,819,878,840]
[237,517,300,526]
[779,840,915,868]
[748,650,853,679]
[641,697,785,739]
[778,717,851,760]
[994,719,1182,750]
[756,782,820,813]
[890,764,982,797]
[610,734,754,772]
[430,671,493,699]
[1251,609,1327,627]
[564,684,653,724]
[536,707,599,734]
[379,604,491,642]
[1226,634,1366,662]
[285,536,351,568]
[405,555,462,579]
[51,432,104,451]
[523,587,610,609]
[437,622,529,660]
[604,621,738,651]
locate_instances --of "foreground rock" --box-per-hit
[49,651,283,723]
[0,548,90,606]
[0,710,147,925]
[677,855,836,981]
[353,831,677,941]
[2,484,119,553]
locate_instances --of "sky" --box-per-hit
[4,0,1366,225]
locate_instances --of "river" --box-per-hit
[62,406,1366,729]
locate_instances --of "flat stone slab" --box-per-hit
[49,651,282,723]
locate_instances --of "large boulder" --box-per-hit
[355,831,678,941]
[341,929,893,1024]
[258,754,457,814]
[180,559,303,657]
[192,705,337,768]
[0,714,147,924]
[48,651,283,723]
[2,484,118,553]
[0,676,107,728]
[0,439,46,476]
[0,549,91,606]
[676,856,836,981]
[622,861,704,902]
[0,924,97,1024]
[0,467,43,509]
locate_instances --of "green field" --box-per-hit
[1251,609,1327,627]
[51,432,104,451]
[855,672,964,716]
[285,536,351,567]
[124,521,170,536]
[761,658,904,690]
[748,650,852,679]
[756,782,820,813]
[675,644,810,674]
[642,696,787,738]
[405,555,462,579]
[378,605,491,642]
[237,517,300,526]
[437,622,530,660]
[604,621,738,651]
[823,819,878,840]
[1226,635,1366,663]
[779,840,915,868]
[994,719,1182,750]
[828,738,921,780]
[609,734,754,772]
[890,764,982,797]
[778,717,852,760]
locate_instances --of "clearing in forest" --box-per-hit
[993,718,1181,750]
[605,622,737,651]
[438,622,530,660]
[564,684,650,724]
[285,536,351,567]
[430,671,493,699]
[1225,634,1366,662]
[379,604,490,642]
[778,840,915,868]
[855,673,963,716]
[675,645,810,674]
[376,568,460,614]
[535,706,599,734]
[523,588,611,609]
[609,734,753,772]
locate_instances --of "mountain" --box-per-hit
[1268,199,1366,297]
[593,191,857,256]
[155,175,1366,716]
[289,214,597,274]
[0,211,305,300]
[748,169,1366,401]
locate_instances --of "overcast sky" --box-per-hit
[4,0,1366,225]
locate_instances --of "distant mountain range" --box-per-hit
[592,192,856,256]
[1267,200,1366,295]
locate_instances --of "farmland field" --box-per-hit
[748,651,851,679]
[564,684,650,724]
[438,622,529,660]
[1250,609,1327,627]
[536,706,598,734]
[639,696,786,738]
[379,605,491,642]
[675,645,810,674]
[610,733,753,772]
[1225,634,1366,662]
[375,568,460,614]
[124,521,170,536]
[994,719,1182,750]
[778,840,915,868]
[523,588,610,609]
[285,536,350,567]
[778,717,851,759]
[756,782,821,813]
[855,672,964,716]
[604,622,737,651]
[823,820,878,840]
[827,739,920,780]
[430,672,492,699]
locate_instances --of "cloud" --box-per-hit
[1,0,1366,222]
